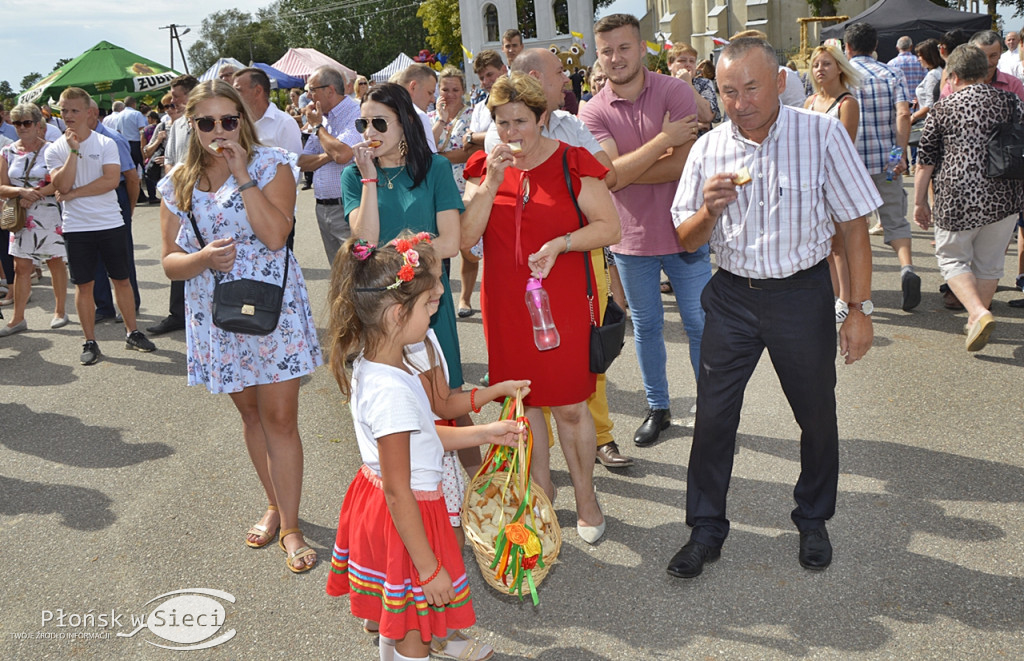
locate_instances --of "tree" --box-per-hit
[269,0,428,76]
[186,8,288,74]
[418,0,463,66]
[0,81,15,109]
[53,58,72,71]
[20,73,42,92]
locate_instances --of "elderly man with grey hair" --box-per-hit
[966,30,1024,101]
[102,100,124,130]
[888,35,926,106]
[297,65,362,264]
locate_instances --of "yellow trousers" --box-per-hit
[542,249,613,447]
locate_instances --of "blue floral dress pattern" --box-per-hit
[157,146,322,394]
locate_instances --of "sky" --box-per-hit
[2,0,1017,95]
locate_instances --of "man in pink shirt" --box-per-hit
[579,13,707,448]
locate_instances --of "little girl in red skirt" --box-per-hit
[325,234,523,661]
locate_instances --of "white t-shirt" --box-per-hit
[45,131,123,232]
[44,123,62,142]
[469,98,492,134]
[350,356,443,491]
[415,105,438,153]
[254,103,304,156]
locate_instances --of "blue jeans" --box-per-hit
[613,247,712,409]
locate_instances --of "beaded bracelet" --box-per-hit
[413,555,443,587]
[361,178,378,185]
[470,387,481,414]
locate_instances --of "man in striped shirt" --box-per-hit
[667,38,881,579]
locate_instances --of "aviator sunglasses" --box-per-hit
[193,115,241,132]
[354,117,390,134]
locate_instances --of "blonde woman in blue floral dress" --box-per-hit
[158,81,322,573]
[0,103,68,336]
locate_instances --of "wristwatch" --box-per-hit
[311,124,323,133]
[848,300,874,316]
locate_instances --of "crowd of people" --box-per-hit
[3,14,1024,661]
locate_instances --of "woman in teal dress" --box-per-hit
[341,82,464,389]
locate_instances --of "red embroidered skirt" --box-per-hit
[326,465,476,642]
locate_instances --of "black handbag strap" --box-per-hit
[562,148,599,326]
[187,205,289,290]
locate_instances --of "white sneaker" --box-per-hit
[868,223,884,236]
[835,299,849,323]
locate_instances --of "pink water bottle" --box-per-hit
[525,277,560,351]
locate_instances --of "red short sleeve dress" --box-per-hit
[464,142,608,407]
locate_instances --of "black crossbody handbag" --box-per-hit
[188,211,288,336]
[987,100,1024,179]
[562,150,626,374]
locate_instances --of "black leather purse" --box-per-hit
[189,211,287,336]
[986,100,1024,179]
[562,150,625,374]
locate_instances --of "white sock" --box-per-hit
[378,636,396,661]
[394,652,428,661]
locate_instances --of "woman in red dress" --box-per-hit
[462,73,620,543]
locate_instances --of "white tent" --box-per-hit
[199,57,247,82]
[371,53,415,83]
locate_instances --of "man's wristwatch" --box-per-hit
[848,300,874,316]
[311,124,323,133]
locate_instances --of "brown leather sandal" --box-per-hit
[244,505,279,549]
[279,527,317,573]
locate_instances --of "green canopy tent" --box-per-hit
[19,40,180,109]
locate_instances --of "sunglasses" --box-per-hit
[355,117,390,134]
[11,120,36,128]
[194,115,240,133]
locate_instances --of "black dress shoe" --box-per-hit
[147,315,186,335]
[667,540,721,579]
[798,526,832,570]
[595,441,634,468]
[634,408,670,447]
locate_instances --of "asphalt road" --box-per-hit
[1,180,1023,660]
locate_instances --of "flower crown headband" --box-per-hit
[353,233,433,292]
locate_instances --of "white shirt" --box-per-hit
[483,109,603,155]
[350,357,443,490]
[102,112,120,130]
[253,102,303,155]
[415,105,438,153]
[672,106,881,279]
[998,48,1020,76]
[780,67,807,107]
[469,98,492,134]
[116,106,146,142]
[405,330,449,422]
[44,131,124,233]
[44,123,62,142]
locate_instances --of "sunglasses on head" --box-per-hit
[355,117,389,134]
[194,115,240,133]
[11,120,36,128]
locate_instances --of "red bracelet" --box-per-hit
[470,387,481,414]
[413,555,442,587]
[360,178,378,184]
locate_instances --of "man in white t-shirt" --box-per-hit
[393,64,438,153]
[232,67,303,156]
[45,87,156,364]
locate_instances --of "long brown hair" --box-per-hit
[327,232,439,398]
[170,80,260,213]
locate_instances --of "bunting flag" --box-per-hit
[462,44,474,62]
[571,30,584,40]
[711,37,731,47]
[646,40,659,55]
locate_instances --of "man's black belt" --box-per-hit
[316,198,341,206]
[719,260,827,290]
